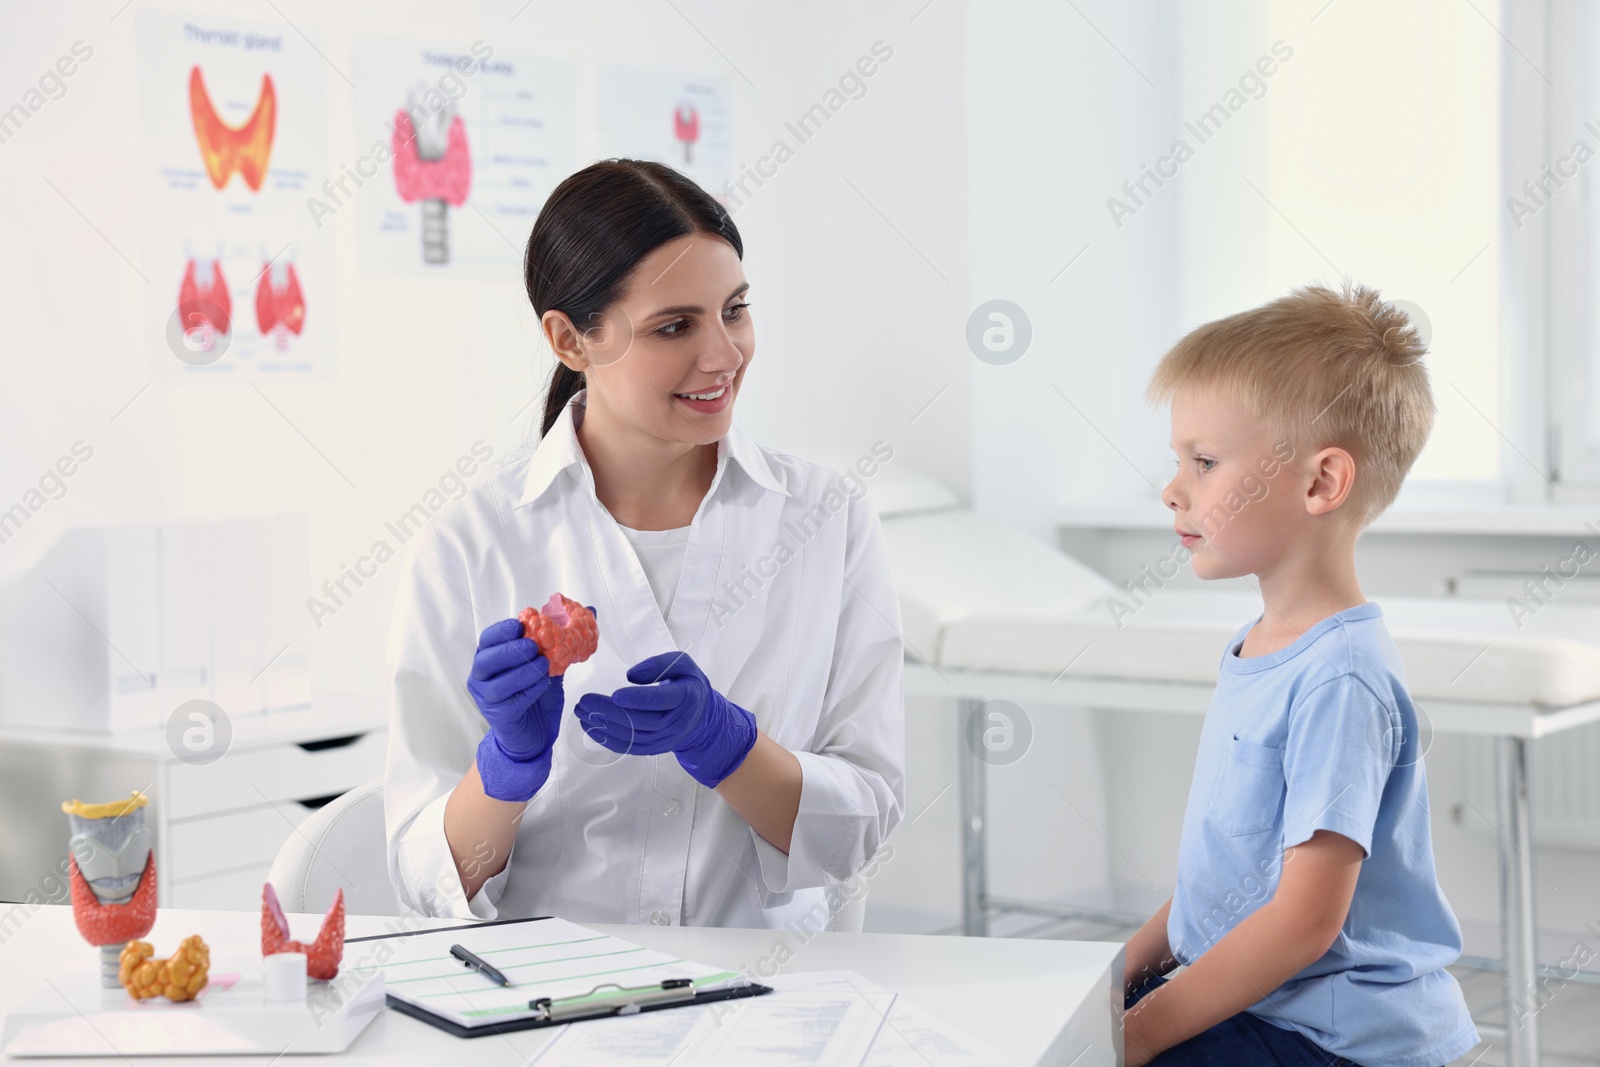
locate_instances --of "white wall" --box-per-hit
[5,0,1575,957]
[969,2,1181,539]
[0,0,970,690]
[0,0,979,925]
[945,0,1598,968]
[900,0,1189,931]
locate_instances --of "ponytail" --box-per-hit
[540,364,587,438]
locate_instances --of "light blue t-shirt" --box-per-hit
[1167,602,1479,1067]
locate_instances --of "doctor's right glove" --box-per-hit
[574,651,757,789]
[467,608,596,802]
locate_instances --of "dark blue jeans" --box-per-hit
[1124,976,1358,1066]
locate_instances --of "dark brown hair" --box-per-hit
[525,159,744,437]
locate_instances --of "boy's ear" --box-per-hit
[1304,446,1356,517]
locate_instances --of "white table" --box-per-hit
[0,907,1125,1066]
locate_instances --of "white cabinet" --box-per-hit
[0,694,386,911]
[0,517,312,734]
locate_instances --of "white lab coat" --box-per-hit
[383,390,906,929]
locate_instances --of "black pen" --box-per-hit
[450,943,511,987]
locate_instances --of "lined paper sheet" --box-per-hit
[377,918,741,1028]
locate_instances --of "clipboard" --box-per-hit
[348,915,772,1038]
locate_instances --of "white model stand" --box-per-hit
[1,969,384,1057]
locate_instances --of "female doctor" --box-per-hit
[384,159,906,929]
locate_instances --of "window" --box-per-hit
[1542,1,1600,494]
[1178,1,1502,496]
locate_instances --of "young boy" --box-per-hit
[1121,283,1479,1066]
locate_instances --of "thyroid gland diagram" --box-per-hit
[189,65,276,192]
[673,102,700,165]
[255,258,305,350]
[391,89,472,265]
[177,256,232,351]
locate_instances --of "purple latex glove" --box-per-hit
[467,607,596,801]
[574,651,757,789]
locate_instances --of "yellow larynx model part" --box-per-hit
[61,791,148,819]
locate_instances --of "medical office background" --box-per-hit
[1,0,1596,970]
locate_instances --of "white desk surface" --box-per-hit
[0,907,1124,1066]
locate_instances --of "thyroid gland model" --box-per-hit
[391,89,472,265]
[262,882,345,981]
[188,65,276,192]
[519,594,600,676]
[63,792,158,988]
[177,256,232,350]
[255,257,305,350]
[673,102,700,165]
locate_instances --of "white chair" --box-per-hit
[833,882,868,933]
[268,777,400,916]
[269,777,871,931]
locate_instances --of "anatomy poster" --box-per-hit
[350,37,576,279]
[136,9,333,378]
[598,67,732,201]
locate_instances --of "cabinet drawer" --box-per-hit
[168,803,311,880]
[166,729,386,818]
[169,862,274,911]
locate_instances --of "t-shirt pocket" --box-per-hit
[1206,735,1286,836]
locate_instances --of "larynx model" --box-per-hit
[391,88,472,265]
[63,792,158,988]
[188,65,276,192]
[262,882,345,980]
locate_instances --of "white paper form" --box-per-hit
[526,1006,705,1067]
[862,998,1015,1067]
[528,980,891,1067]
[688,990,893,1066]
[770,972,1015,1067]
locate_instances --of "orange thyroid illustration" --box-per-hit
[189,66,276,191]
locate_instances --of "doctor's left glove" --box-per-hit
[467,609,595,802]
[574,651,758,789]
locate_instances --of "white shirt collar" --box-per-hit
[515,388,789,508]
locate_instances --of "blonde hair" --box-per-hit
[1146,282,1434,527]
